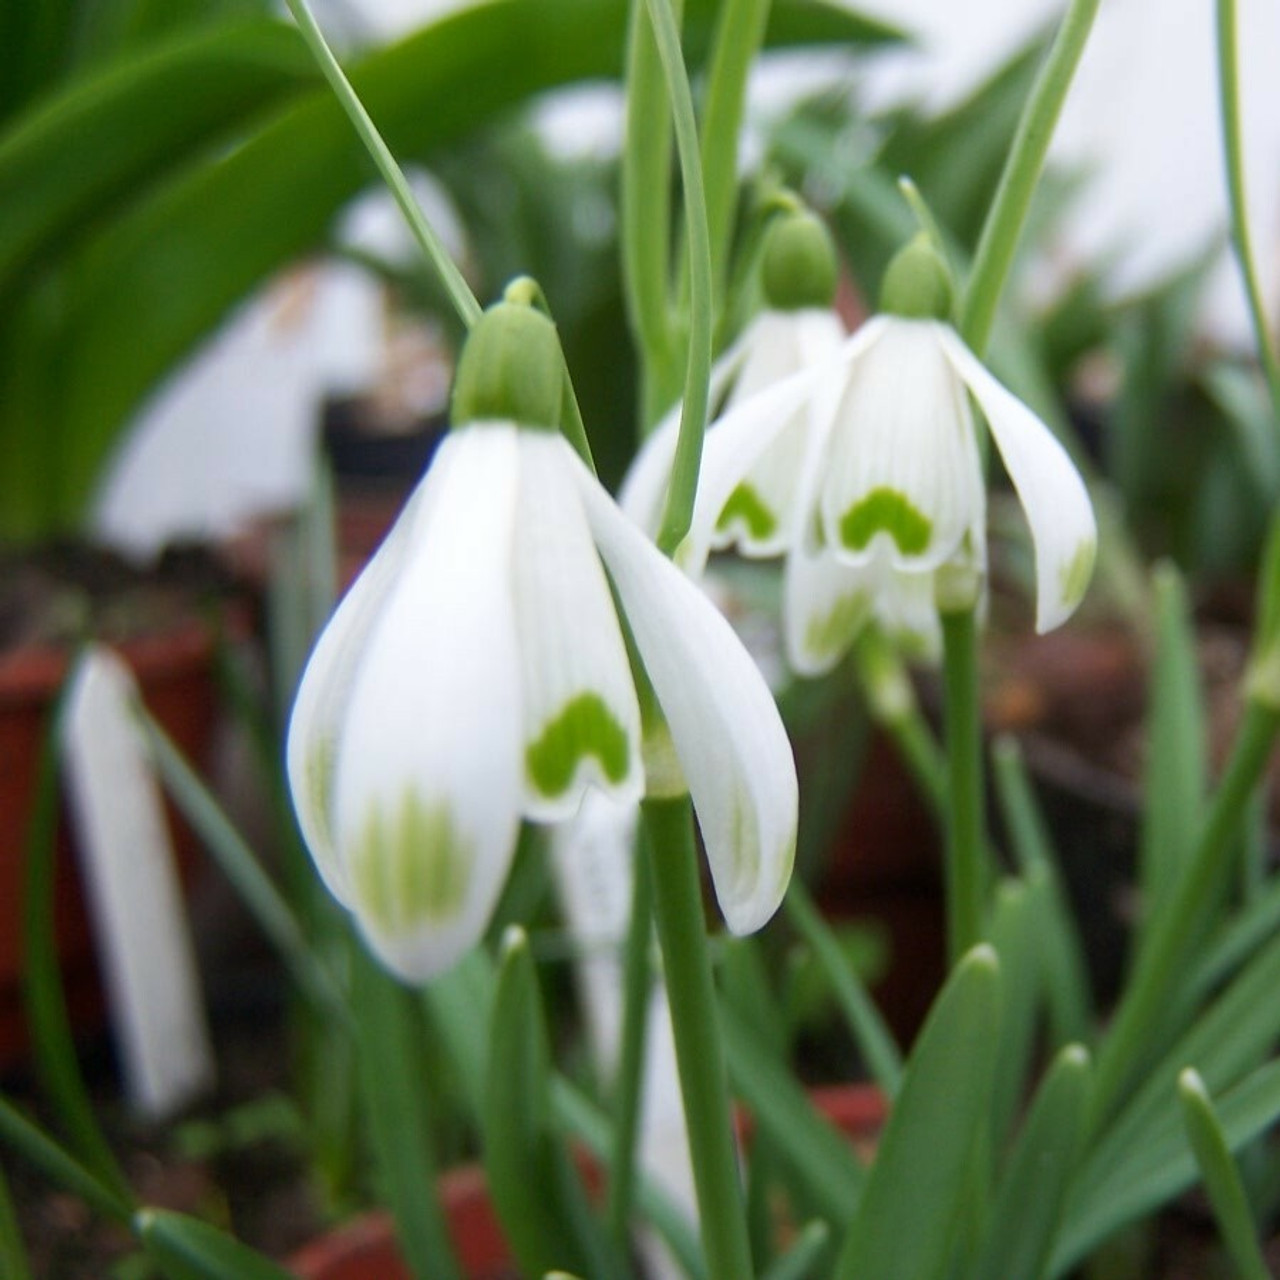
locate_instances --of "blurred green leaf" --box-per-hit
[136,1208,297,1280]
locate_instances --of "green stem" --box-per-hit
[942,608,987,963]
[643,795,753,1280]
[644,0,715,556]
[698,0,772,308]
[1092,701,1280,1122]
[282,0,481,330]
[606,841,654,1248]
[622,0,678,428]
[1215,0,1280,427]
[958,0,1101,355]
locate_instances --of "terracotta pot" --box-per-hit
[0,616,234,1069]
[289,1084,886,1280]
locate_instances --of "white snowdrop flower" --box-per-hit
[287,291,798,981]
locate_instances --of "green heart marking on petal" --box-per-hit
[804,591,871,662]
[1060,537,1096,611]
[839,487,932,555]
[526,692,630,800]
[717,482,778,541]
[351,794,473,932]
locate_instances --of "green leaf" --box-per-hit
[350,947,463,1280]
[1179,1069,1272,1280]
[0,1156,32,1280]
[1137,564,1207,925]
[833,945,1003,1280]
[987,878,1042,1148]
[4,0,900,536]
[721,1002,865,1228]
[966,1044,1091,1280]
[135,1208,296,1280]
[761,1219,833,1280]
[0,18,317,292]
[483,928,618,1280]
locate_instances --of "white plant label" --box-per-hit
[60,646,214,1117]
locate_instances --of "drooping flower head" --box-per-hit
[624,228,1097,675]
[287,285,798,982]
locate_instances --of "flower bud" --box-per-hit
[761,209,839,312]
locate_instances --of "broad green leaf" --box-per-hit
[5,0,900,536]
[350,948,463,1280]
[987,877,1041,1148]
[1179,1070,1272,1280]
[966,1045,1091,1280]
[833,946,1002,1280]
[0,19,317,291]
[483,929,619,1280]
[721,1002,865,1228]
[135,1208,296,1280]
[1137,564,1206,926]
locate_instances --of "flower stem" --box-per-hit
[958,0,1101,356]
[642,0,715,557]
[643,795,753,1280]
[606,839,654,1248]
[1092,701,1280,1123]
[942,607,987,962]
[1215,0,1280,427]
[282,0,481,331]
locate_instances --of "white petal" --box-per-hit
[938,327,1097,631]
[873,567,943,663]
[286,472,434,904]
[783,542,876,677]
[821,319,983,573]
[617,329,754,537]
[331,427,524,981]
[574,461,798,934]
[513,435,644,820]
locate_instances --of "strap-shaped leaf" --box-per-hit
[833,946,1002,1280]
[483,929,621,1280]
[135,1208,297,1280]
[966,1044,1091,1280]
[0,19,317,291]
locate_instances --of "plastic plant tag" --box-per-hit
[59,646,214,1117]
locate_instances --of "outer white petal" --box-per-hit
[783,541,876,677]
[513,434,644,820]
[573,460,798,935]
[286,472,434,904]
[618,329,754,537]
[331,427,524,981]
[821,319,983,572]
[711,309,848,558]
[937,327,1097,631]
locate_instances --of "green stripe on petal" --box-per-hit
[839,487,933,555]
[804,591,872,665]
[1060,539,1096,614]
[716,483,779,541]
[351,793,473,933]
[526,692,632,801]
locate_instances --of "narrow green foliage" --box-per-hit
[135,1209,297,1280]
[761,1219,833,1280]
[0,1160,31,1280]
[1139,564,1207,923]
[1179,1070,1273,1280]
[834,946,1003,1280]
[351,949,463,1280]
[987,879,1042,1148]
[967,1045,1091,1280]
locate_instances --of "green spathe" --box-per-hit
[351,793,473,931]
[761,209,838,311]
[717,482,778,541]
[879,234,954,321]
[840,487,933,556]
[451,297,562,430]
[526,692,631,800]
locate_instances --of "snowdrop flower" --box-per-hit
[625,232,1096,675]
[287,290,798,982]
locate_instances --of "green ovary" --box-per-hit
[1060,538,1096,610]
[526,692,631,799]
[839,488,932,556]
[717,483,778,542]
[805,592,870,661]
[351,794,472,933]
